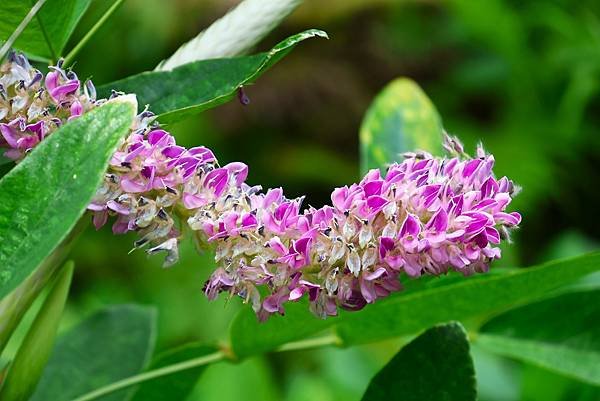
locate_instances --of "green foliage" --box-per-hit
[130,343,218,401]
[30,304,157,401]
[192,357,280,401]
[230,301,332,359]
[477,288,600,386]
[0,98,136,301]
[229,252,600,357]
[0,0,91,61]
[359,78,443,174]
[519,364,600,401]
[0,156,12,168]
[334,253,600,345]
[0,262,73,401]
[96,30,327,124]
[360,322,476,401]
[1,1,599,400]
[0,239,74,356]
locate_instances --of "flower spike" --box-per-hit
[0,54,521,321]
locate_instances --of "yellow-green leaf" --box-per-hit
[359,78,443,174]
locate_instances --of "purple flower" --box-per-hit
[1,53,522,322]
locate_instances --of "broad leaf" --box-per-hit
[229,252,600,357]
[477,288,600,386]
[0,0,92,61]
[30,304,157,401]
[0,96,136,301]
[360,322,476,401]
[359,78,443,174]
[0,262,73,401]
[97,30,327,124]
[130,343,217,401]
[334,252,600,345]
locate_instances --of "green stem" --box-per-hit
[70,351,226,401]
[275,333,340,352]
[0,0,48,62]
[69,333,340,401]
[63,0,126,66]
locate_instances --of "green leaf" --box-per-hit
[359,78,443,174]
[97,29,327,124]
[0,220,82,356]
[0,155,12,167]
[477,288,600,386]
[0,96,136,301]
[520,364,600,401]
[193,357,279,401]
[130,343,217,401]
[360,322,476,401]
[229,252,600,357]
[334,252,600,345]
[230,300,332,359]
[0,262,73,401]
[30,304,157,401]
[0,0,92,61]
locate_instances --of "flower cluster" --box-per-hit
[0,53,521,321]
[195,138,521,320]
[88,113,240,268]
[0,53,96,161]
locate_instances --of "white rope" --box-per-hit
[156,0,303,71]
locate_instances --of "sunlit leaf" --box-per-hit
[0,0,92,61]
[0,96,136,301]
[359,78,443,174]
[360,322,476,401]
[97,30,327,124]
[0,262,73,401]
[477,288,600,385]
[30,304,157,401]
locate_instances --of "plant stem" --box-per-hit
[69,332,341,401]
[70,351,226,401]
[63,0,126,66]
[275,333,340,352]
[0,0,48,62]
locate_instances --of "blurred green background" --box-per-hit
[8,0,600,400]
